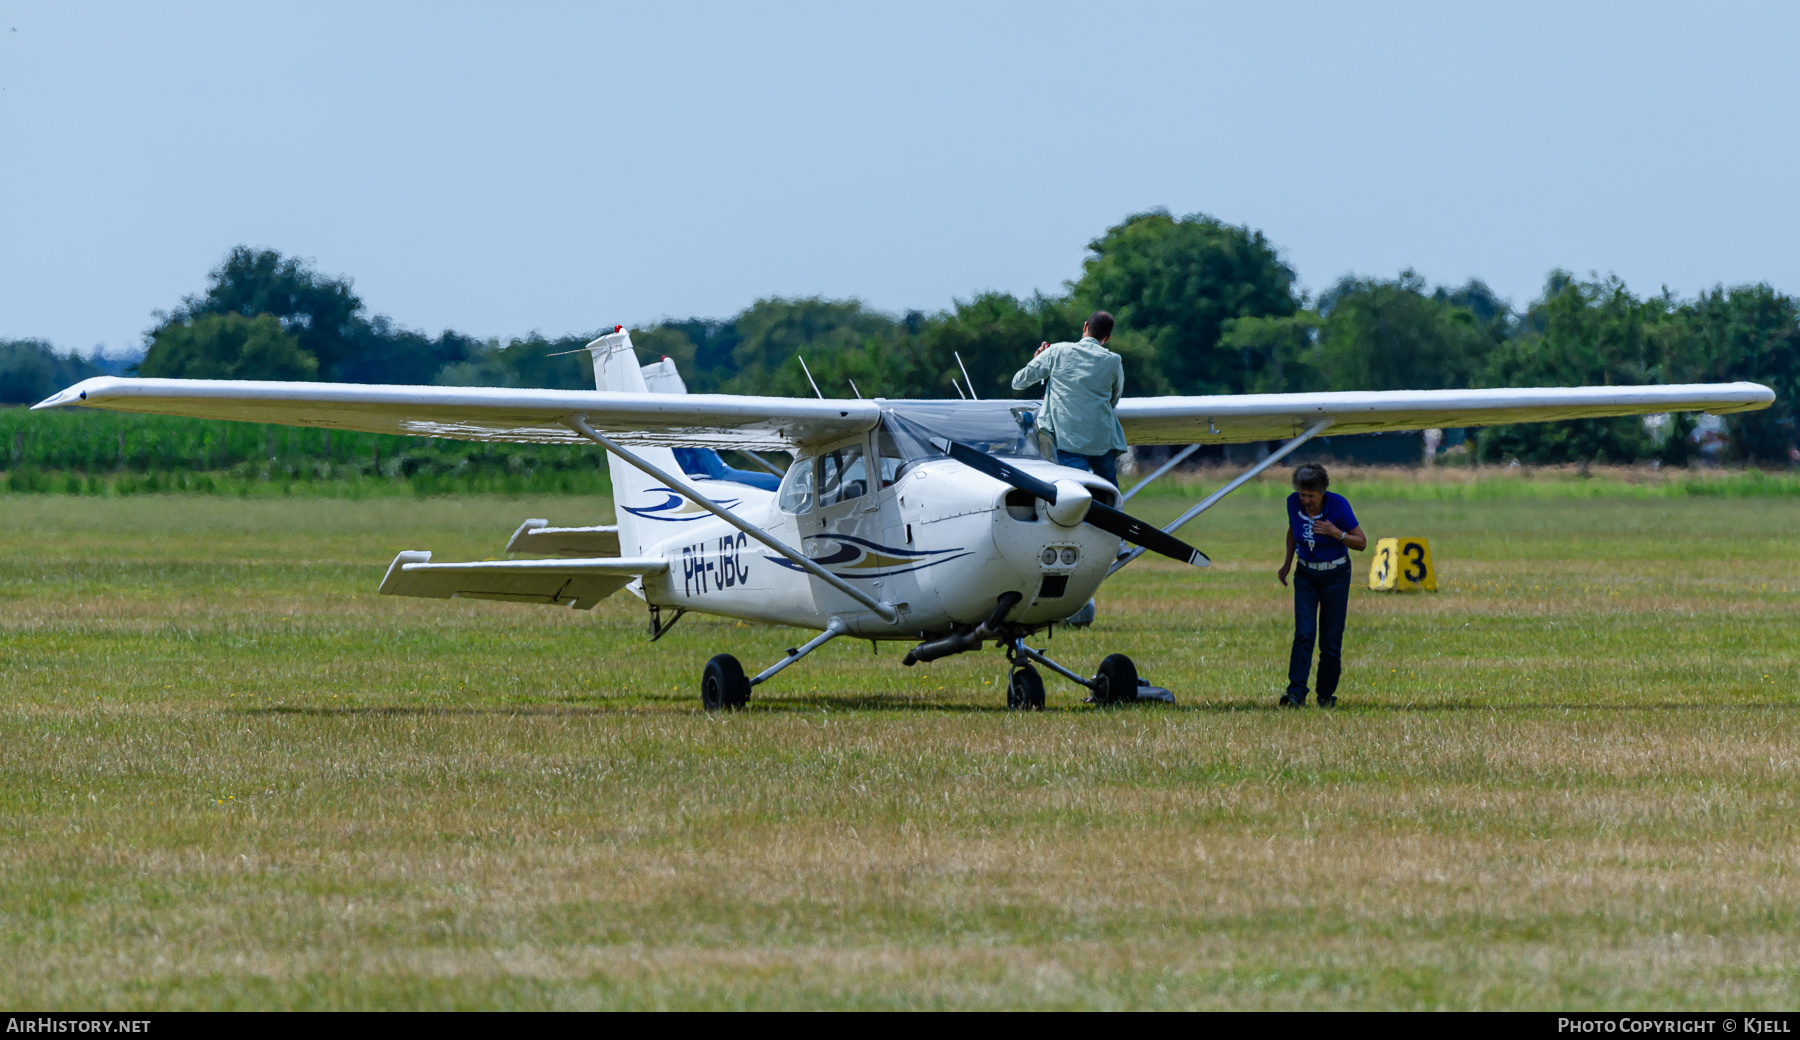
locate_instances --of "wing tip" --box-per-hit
[32,385,85,410]
[32,376,123,410]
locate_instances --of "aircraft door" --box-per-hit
[813,442,873,538]
[806,440,899,616]
[868,428,931,623]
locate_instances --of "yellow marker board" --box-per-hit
[1368,537,1437,591]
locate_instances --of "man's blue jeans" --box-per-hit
[1288,562,1351,700]
[1055,449,1119,485]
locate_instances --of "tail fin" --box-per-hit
[639,355,688,395]
[586,329,685,556]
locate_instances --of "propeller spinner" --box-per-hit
[943,441,1210,567]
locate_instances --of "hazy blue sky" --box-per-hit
[3,2,1796,357]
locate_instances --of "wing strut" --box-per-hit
[1109,419,1334,576]
[738,450,787,476]
[750,617,849,687]
[561,415,899,624]
[1120,443,1202,502]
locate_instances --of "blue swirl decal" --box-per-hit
[764,534,971,579]
[622,488,741,522]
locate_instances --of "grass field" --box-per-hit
[2,473,1797,1009]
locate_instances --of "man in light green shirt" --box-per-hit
[1010,310,1128,484]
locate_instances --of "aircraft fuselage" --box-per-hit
[637,457,1122,639]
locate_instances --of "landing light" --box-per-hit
[1060,548,1078,566]
[1041,548,1058,566]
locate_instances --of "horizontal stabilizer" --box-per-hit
[379,551,667,609]
[505,519,621,558]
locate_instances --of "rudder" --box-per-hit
[585,329,685,556]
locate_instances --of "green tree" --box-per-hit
[1476,273,1666,463]
[0,339,103,403]
[637,320,740,393]
[1434,279,1515,341]
[1307,271,1500,391]
[151,247,483,385]
[139,313,318,381]
[909,292,1085,399]
[162,247,363,377]
[338,321,482,386]
[460,333,607,391]
[1070,209,1299,395]
[1217,313,1323,394]
[718,297,901,396]
[1661,285,1799,462]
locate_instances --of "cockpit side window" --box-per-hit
[876,431,906,487]
[777,457,816,514]
[818,445,867,507]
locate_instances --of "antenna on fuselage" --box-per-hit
[847,378,863,399]
[949,377,967,400]
[796,354,824,399]
[954,352,979,400]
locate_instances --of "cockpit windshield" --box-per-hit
[880,401,1048,466]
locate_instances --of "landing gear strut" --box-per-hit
[699,617,851,712]
[1006,638,1139,709]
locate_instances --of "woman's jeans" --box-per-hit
[1288,562,1351,699]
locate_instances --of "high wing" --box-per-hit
[33,376,880,451]
[1117,383,1775,445]
[33,374,1772,451]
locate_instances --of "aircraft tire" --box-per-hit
[701,654,750,712]
[1092,653,1138,706]
[1007,665,1046,711]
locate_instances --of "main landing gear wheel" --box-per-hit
[701,653,750,712]
[1092,653,1138,706]
[1007,665,1046,711]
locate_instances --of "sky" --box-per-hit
[3,1,1797,358]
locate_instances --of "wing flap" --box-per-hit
[378,551,668,609]
[1117,383,1776,446]
[34,377,880,450]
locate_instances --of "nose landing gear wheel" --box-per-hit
[1092,652,1138,706]
[701,653,750,711]
[1007,665,1046,711]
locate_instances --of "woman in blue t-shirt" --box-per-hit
[1276,463,1367,708]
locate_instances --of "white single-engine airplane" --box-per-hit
[35,329,1774,710]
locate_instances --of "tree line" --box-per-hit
[1,407,613,498]
[4,210,1796,464]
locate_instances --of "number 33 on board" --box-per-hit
[1368,537,1436,591]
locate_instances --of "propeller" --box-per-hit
[943,440,1209,567]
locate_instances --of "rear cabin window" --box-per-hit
[777,458,816,513]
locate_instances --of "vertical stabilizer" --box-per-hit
[639,356,689,395]
[586,329,685,556]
